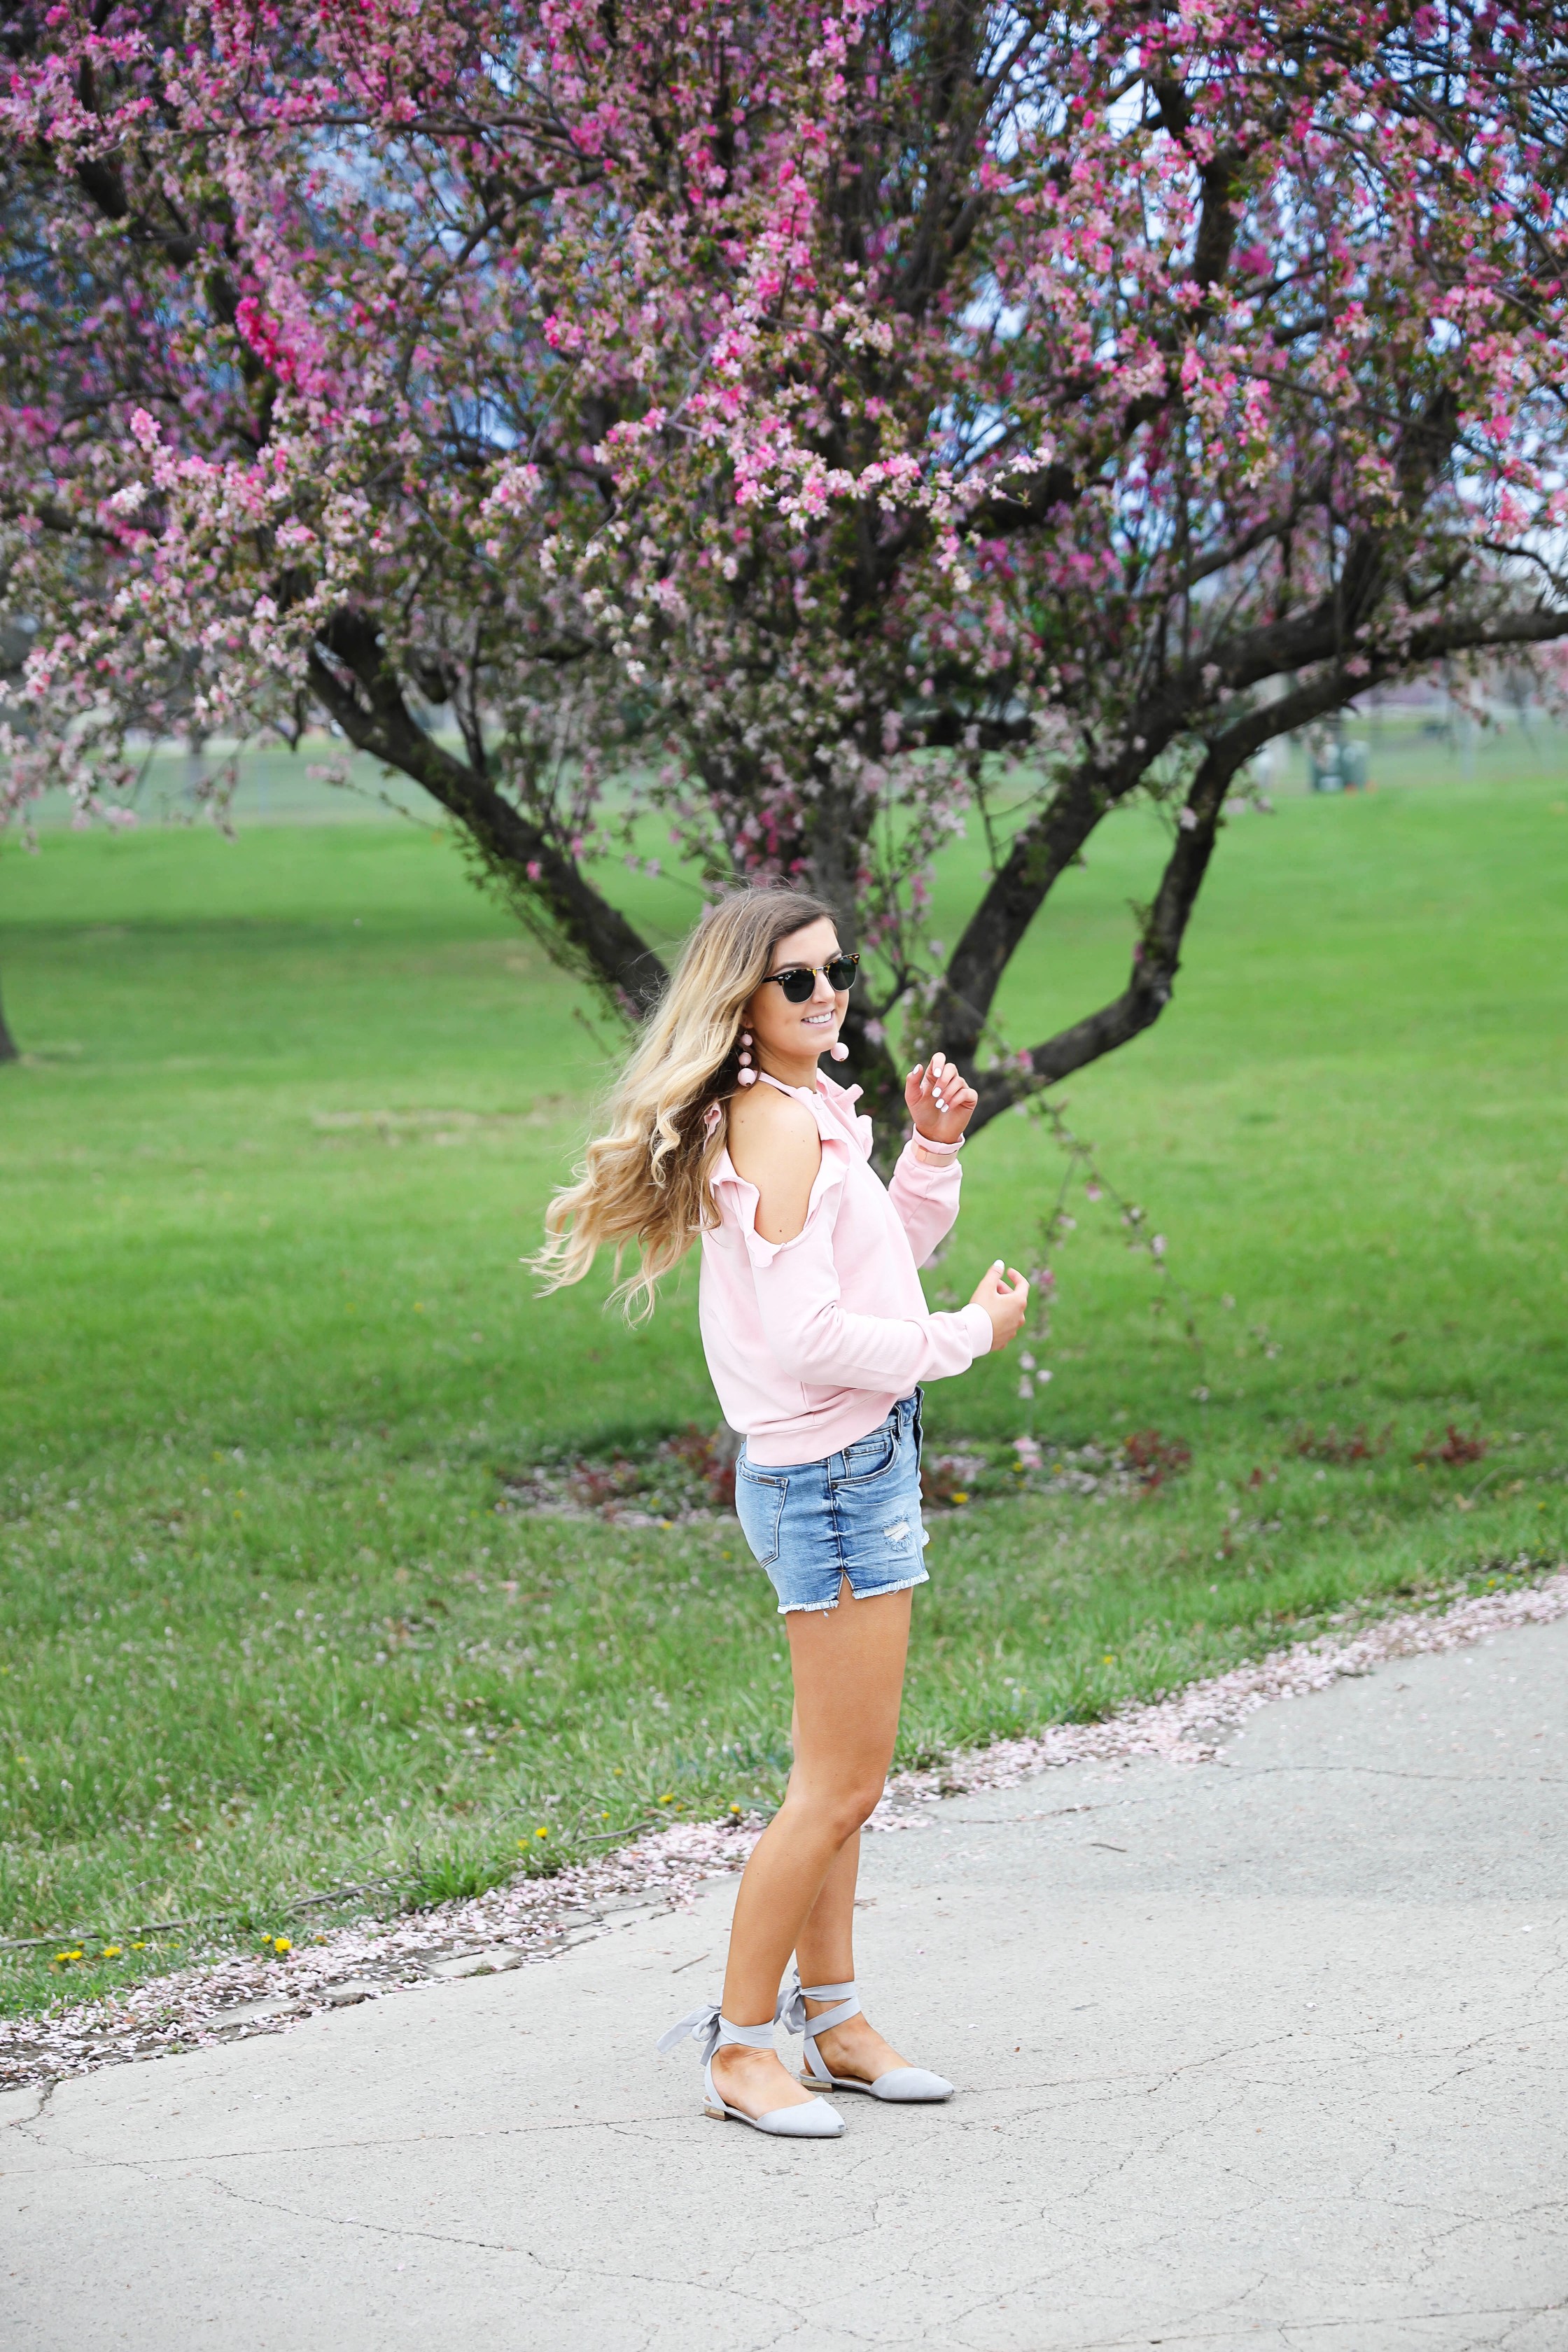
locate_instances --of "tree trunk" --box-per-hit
[0,972,18,1064]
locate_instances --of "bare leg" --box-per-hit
[710,1584,911,2118]
[794,1828,861,1984]
[793,1827,920,2088]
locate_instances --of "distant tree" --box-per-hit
[4,3,1567,1130]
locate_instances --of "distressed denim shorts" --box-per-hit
[733,1393,930,1614]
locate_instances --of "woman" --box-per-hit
[537,887,1028,2138]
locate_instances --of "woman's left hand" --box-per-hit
[905,1052,976,1145]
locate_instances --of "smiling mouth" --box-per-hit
[802,1013,836,1027]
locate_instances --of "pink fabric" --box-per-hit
[697,1072,993,1465]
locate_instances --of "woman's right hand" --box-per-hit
[970,1260,1030,1352]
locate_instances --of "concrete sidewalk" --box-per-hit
[4,1618,1565,2352]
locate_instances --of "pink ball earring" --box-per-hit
[829,1040,850,1061]
[736,1029,757,1086]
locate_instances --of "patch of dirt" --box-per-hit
[1415,1424,1488,1467]
[920,1431,1194,1509]
[500,1424,740,1526]
[499,1427,1197,1525]
[1291,1422,1392,1464]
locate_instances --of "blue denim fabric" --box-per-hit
[733,1393,930,1614]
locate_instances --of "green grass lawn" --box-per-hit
[3,742,1567,2017]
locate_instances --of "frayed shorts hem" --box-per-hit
[776,1568,930,1617]
[734,1394,930,1616]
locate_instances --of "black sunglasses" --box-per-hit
[764,953,860,1004]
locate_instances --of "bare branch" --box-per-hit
[962,620,1568,1130]
[306,612,664,1013]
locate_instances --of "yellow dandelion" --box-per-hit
[272,1935,292,1954]
[102,1946,122,1959]
[534,1826,548,1838]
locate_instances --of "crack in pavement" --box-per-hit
[1270,2308,1568,2347]
[68,2147,828,2344]
[194,2167,833,2337]
[2,2080,55,2133]
[12,2028,1421,2181]
[1035,2311,1568,2352]
[4,2102,747,2174]
[195,2166,532,2259]
[6,1604,1566,2348]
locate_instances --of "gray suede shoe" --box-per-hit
[779,1973,955,2102]
[657,2002,846,2137]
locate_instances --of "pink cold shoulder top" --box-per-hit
[697,1070,993,1466]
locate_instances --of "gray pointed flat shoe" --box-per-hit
[779,1975,955,2103]
[834,2062,955,2102]
[704,2070,848,2135]
[657,2001,846,2138]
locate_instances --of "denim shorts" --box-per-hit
[733,1393,930,1614]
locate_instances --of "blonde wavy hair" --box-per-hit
[533,886,839,1320]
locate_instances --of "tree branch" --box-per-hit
[937,471,1565,1067]
[305,612,665,1013]
[935,757,1128,1063]
[962,628,1568,1132]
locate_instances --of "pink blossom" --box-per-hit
[1,0,1563,1100]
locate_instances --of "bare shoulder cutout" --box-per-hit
[724,1085,822,1245]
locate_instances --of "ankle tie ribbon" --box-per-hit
[777,1972,862,2040]
[656,2001,776,2064]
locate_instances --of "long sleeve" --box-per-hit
[750,1187,992,1393]
[698,1078,995,1462]
[886,1135,963,1268]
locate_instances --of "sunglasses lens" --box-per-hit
[771,956,857,1001]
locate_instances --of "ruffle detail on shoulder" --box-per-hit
[708,1128,852,1268]
[814,1070,874,1161]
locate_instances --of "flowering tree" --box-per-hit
[4,2,1567,1128]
